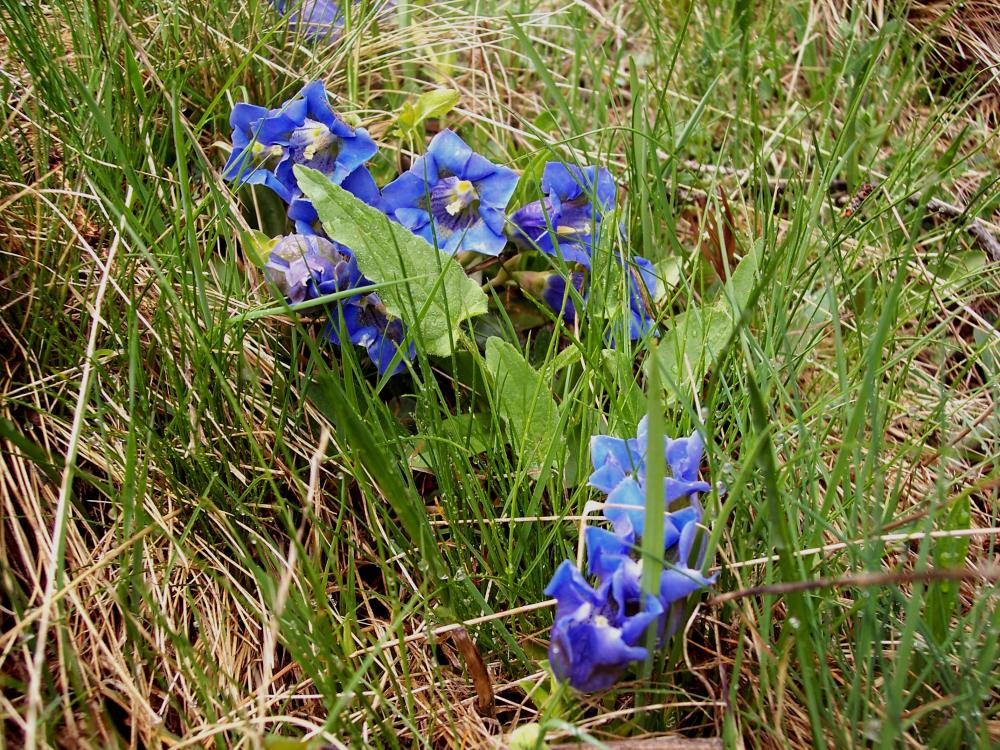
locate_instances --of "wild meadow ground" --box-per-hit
[1,1,999,748]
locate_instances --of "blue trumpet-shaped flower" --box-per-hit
[271,0,395,42]
[263,235,412,376]
[589,418,710,536]
[544,560,662,692]
[622,255,658,341]
[544,422,719,692]
[378,129,519,256]
[223,100,305,202]
[328,293,416,376]
[588,432,642,495]
[514,269,587,323]
[584,517,715,642]
[224,81,377,204]
[509,163,615,267]
[264,234,361,304]
[541,270,586,323]
[272,0,344,41]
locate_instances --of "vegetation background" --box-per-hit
[1,0,999,747]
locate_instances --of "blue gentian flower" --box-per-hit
[637,417,706,483]
[274,81,377,195]
[584,516,714,640]
[271,0,395,41]
[545,422,719,692]
[264,234,361,304]
[589,432,642,495]
[223,81,377,205]
[378,129,519,256]
[272,0,344,41]
[589,418,710,536]
[514,269,587,323]
[541,270,586,323]
[223,99,305,202]
[264,235,412,375]
[509,163,615,267]
[544,560,662,692]
[328,293,415,376]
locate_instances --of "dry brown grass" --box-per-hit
[820,0,1000,119]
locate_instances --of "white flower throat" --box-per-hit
[446,179,477,216]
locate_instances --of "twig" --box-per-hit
[910,194,1000,262]
[449,627,495,718]
[709,563,1000,606]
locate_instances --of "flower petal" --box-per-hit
[427,129,474,176]
[604,477,645,534]
[475,165,519,209]
[544,560,601,619]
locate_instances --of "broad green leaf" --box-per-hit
[397,88,461,133]
[407,413,492,471]
[508,723,550,750]
[654,257,682,301]
[544,345,582,377]
[414,88,461,121]
[294,166,488,357]
[532,110,558,133]
[484,337,560,471]
[652,241,761,400]
[723,237,763,309]
[655,305,734,399]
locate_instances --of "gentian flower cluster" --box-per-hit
[224,76,661,376]
[510,162,615,267]
[264,235,414,374]
[379,130,519,256]
[224,81,414,374]
[509,163,657,338]
[544,418,716,692]
[223,80,377,204]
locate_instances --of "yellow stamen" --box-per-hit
[302,127,331,161]
[446,180,477,216]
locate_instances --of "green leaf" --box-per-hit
[532,110,558,133]
[407,413,492,471]
[484,337,560,471]
[544,345,582,377]
[655,305,734,399]
[414,88,461,121]
[397,88,461,133]
[724,237,763,309]
[654,257,682,301]
[652,241,761,401]
[508,723,550,750]
[294,166,488,357]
